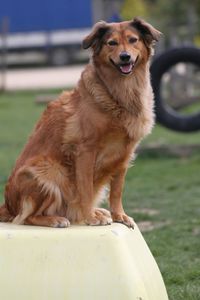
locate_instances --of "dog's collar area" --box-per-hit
[109,58,138,75]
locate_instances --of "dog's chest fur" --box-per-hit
[80,64,154,142]
[95,129,130,173]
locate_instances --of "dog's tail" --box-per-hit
[0,203,14,222]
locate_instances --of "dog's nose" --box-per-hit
[119,52,131,62]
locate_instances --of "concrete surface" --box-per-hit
[0,65,86,91]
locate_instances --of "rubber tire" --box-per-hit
[151,47,200,132]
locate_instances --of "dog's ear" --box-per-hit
[82,21,109,51]
[131,17,161,45]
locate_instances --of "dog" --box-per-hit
[0,18,161,228]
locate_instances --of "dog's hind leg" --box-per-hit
[8,157,71,227]
[12,196,70,228]
[25,215,70,228]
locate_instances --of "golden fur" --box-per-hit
[0,18,161,228]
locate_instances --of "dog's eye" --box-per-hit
[129,37,138,44]
[107,40,118,46]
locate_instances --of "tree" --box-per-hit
[121,0,147,20]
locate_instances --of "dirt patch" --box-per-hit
[132,208,159,216]
[192,227,200,236]
[138,220,171,232]
[138,144,200,158]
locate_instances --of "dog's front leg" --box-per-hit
[76,148,111,226]
[109,168,134,228]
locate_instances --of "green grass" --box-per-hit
[0,90,200,299]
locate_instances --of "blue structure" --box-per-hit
[0,0,93,32]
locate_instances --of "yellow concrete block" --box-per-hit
[0,222,168,300]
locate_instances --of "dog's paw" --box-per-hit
[85,211,112,226]
[94,208,112,218]
[50,216,70,228]
[111,212,134,229]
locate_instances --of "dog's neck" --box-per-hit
[79,60,152,118]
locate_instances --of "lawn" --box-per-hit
[0,90,200,300]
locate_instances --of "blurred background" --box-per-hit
[0,0,200,100]
[0,0,199,71]
[0,1,200,300]
[0,0,200,69]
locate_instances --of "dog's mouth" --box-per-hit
[110,58,138,75]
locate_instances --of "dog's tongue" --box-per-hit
[120,63,132,74]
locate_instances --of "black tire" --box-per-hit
[151,47,200,132]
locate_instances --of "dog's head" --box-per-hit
[83,18,161,76]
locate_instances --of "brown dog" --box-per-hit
[0,18,160,228]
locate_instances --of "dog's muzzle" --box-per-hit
[110,53,138,75]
